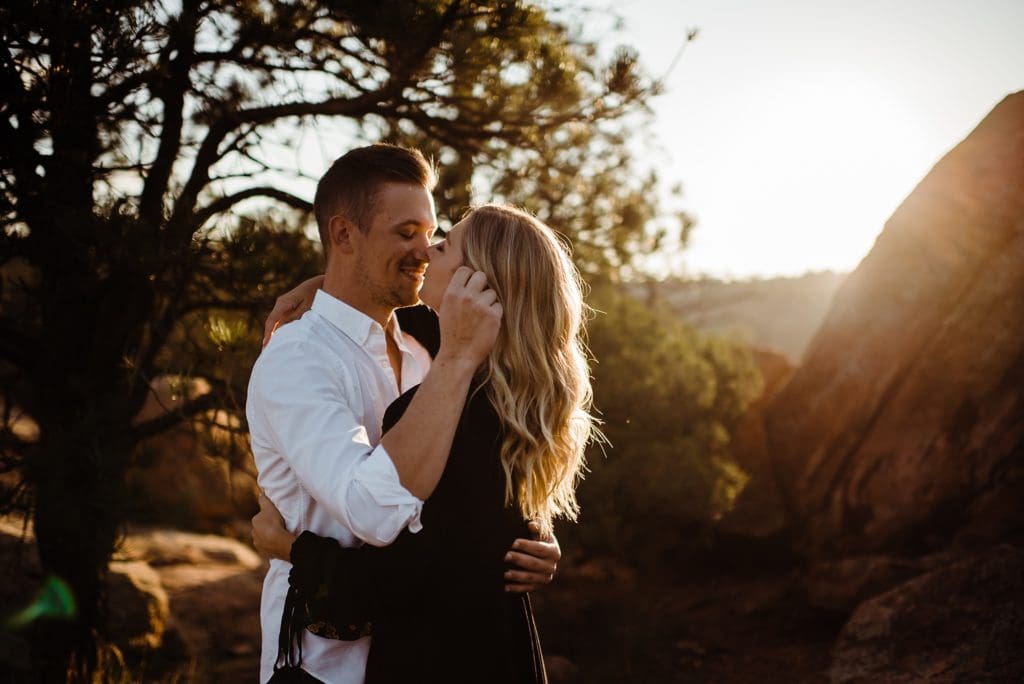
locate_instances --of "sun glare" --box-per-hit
[684,71,938,278]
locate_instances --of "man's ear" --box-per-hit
[328,215,357,254]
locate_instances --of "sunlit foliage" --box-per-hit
[572,284,763,566]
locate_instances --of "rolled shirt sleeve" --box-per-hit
[249,335,423,546]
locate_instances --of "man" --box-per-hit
[247,144,558,683]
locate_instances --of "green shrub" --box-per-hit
[567,284,762,565]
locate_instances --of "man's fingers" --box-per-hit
[250,513,265,553]
[526,520,554,541]
[511,538,560,561]
[505,582,544,594]
[256,493,285,526]
[506,527,559,597]
[504,569,554,585]
[505,549,557,574]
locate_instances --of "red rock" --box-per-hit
[829,546,1024,682]
[801,555,924,613]
[763,92,1024,556]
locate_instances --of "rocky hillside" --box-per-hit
[727,91,1024,681]
[763,91,1024,557]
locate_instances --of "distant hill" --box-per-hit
[624,271,847,362]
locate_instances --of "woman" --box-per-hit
[255,205,596,683]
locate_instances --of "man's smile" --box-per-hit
[400,263,427,283]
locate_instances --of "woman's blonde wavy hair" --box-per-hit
[459,204,597,536]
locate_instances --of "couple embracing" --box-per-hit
[247,144,597,683]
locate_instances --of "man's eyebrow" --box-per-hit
[389,219,437,232]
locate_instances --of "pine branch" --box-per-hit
[194,187,312,226]
[129,377,231,444]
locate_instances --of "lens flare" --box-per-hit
[5,576,77,629]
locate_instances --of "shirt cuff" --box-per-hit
[354,445,424,538]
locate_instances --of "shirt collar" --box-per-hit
[311,289,410,351]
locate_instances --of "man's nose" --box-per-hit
[413,234,431,260]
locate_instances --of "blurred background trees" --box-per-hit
[0,0,754,678]
[574,285,762,567]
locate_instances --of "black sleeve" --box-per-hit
[282,532,373,640]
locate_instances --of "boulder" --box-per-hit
[0,517,264,680]
[829,545,1024,682]
[0,518,169,658]
[801,555,926,614]
[107,560,169,653]
[116,526,263,569]
[118,526,265,681]
[763,92,1024,556]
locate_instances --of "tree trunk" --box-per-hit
[28,397,135,680]
[19,5,128,676]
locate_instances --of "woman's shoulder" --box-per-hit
[383,384,420,433]
[382,381,501,438]
[462,384,502,431]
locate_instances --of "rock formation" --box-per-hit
[829,545,1023,682]
[760,91,1024,557]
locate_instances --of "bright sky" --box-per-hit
[588,0,1024,278]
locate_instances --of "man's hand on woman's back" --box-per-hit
[505,522,561,593]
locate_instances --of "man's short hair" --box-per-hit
[314,144,436,252]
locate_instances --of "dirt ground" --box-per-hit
[532,555,842,684]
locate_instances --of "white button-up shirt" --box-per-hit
[247,290,431,683]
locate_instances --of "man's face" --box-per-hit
[350,182,437,316]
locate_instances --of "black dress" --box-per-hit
[283,384,547,684]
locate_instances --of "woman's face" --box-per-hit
[419,218,467,311]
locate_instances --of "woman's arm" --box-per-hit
[253,494,377,634]
[253,474,560,594]
[258,394,511,632]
